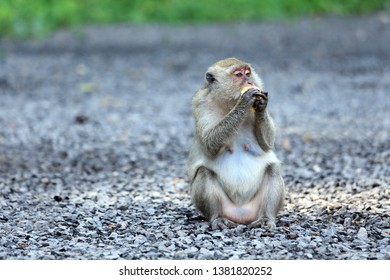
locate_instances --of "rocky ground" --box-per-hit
[0,15,389,259]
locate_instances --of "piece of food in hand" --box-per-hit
[240,85,262,95]
[241,86,264,112]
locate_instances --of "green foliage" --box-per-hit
[0,0,389,37]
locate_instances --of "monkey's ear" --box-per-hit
[206,72,216,83]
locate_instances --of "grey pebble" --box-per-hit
[145,208,156,215]
[357,227,369,242]
[199,248,214,259]
[134,235,148,245]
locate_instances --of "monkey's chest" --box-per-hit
[213,140,266,205]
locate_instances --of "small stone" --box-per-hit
[212,232,223,238]
[145,208,156,215]
[252,240,265,249]
[195,234,209,240]
[158,242,175,252]
[309,241,317,248]
[177,231,187,237]
[382,245,390,255]
[357,227,369,241]
[316,247,327,254]
[305,253,313,259]
[229,254,240,260]
[134,235,147,245]
[74,114,89,124]
[117,204,128,211]
[109,232,118,240]
[313,164,322,173]
[41,178,49,184]
[343,217,352,227]
[287,233,298,239]
[199,248,213,258]
[325,226,337,237]
[298,240,309,249]
[186,247,199,253]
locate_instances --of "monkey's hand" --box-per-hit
[253,91,268,112]
[240,87,262,109]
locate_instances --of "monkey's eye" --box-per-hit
[245,70,251,77]
[235,72,243,77]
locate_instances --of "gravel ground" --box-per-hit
[0,15,389,260]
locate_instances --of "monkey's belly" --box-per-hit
[211,148,276,205]
[221,196,259,224]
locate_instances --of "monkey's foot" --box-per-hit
[266,220,276,229]
[210,217,238,230]
[248,217,276,229]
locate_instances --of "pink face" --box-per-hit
[232,66,254,86]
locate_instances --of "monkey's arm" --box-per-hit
[254,102,276,152]
[196,93,254,157]
[201,102,248,157]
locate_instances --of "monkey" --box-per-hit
[187,57,285,230]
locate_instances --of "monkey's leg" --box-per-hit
[248,164,285,229]
[191,167,238,230]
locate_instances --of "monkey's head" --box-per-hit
[204,57,264,103]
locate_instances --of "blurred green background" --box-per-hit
[1,0,389,37]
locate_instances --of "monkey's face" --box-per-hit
[207,65,254,101]
[204,58,264,105]
[232,65,255,88]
